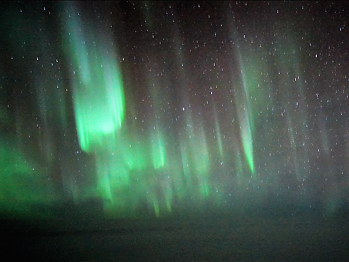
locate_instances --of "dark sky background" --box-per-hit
[0,1,349,218]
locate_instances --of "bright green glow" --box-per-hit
[239,108,255,174]
[72,54,125,152]
[233,47,256,175]
[63,4,129,207]
[232,78,255,175]
[65,4,125,153]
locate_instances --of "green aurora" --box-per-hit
[0,2,348,219]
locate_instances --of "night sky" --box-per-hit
[1,1,349,218]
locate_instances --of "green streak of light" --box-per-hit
[233,47,256,175]
[239,108,255,174]
[64,4,125,153]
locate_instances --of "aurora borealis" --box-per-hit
[1,1,349,219]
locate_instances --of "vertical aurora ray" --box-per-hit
[238,106,255,174]
[147,78,167,170]
[62,3,127,205]
[227,23,257,176]
[63,3,125,153]
[71,52,125,152]
[151,125,166,169]
[233,44,274,176]
[233,75,255,175]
